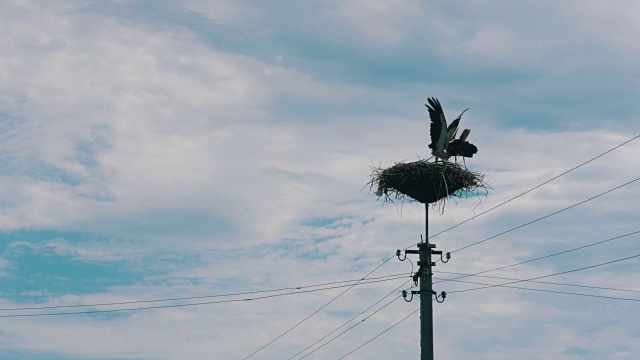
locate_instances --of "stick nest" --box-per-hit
[369,160,489,205]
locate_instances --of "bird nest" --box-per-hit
[368,159,489,206]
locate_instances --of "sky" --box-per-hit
[0,0,639,359]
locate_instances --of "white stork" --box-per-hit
[425,97,468,161]
[447,128,478,159]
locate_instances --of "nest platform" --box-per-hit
[369,160,487,205]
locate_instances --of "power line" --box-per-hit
[448,176,640,254]
[428,133,640,241]
[439,278,640,303]
[0,275,409,318]
[436,270,640,294]
[331,256,639,359]
[288,280,412,360]
[298,295,403,359]
[447,253,640,295]
[242,255,397,359]
[431,230,640,286]
[0,272,410,312]
[336,253,640,360]
[337,307,420,360]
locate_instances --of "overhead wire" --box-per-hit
[287,246,420,359]
[287,279,411,360]
[448,176,640,254]
[242,254,397,359]
[436,270,640,294]
[286,259,421,360]
[428,133,640,241]
[337,307,420,360]
[431,230,640,286]
[446,253,640,295]
[298,294,403,359]
[403,134,639,255]
[0,272,410,312]
[439,278,640,303]
[0,275,409,318]
[335,253,640,360]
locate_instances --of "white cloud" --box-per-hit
[330,0,425,46]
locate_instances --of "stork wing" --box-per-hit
[425,97,447,151]
[446,109,468,141]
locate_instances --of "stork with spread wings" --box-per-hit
[425,97,477,161]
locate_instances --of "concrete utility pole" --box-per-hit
[402,204,447,360]
[419,204,434,360]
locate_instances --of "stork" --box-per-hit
[446,128,478,161]
[425,97,468,161]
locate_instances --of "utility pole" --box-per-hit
[420,204,434,360]
[400,204,448,360]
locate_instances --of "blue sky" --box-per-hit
[1,0,639,359]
